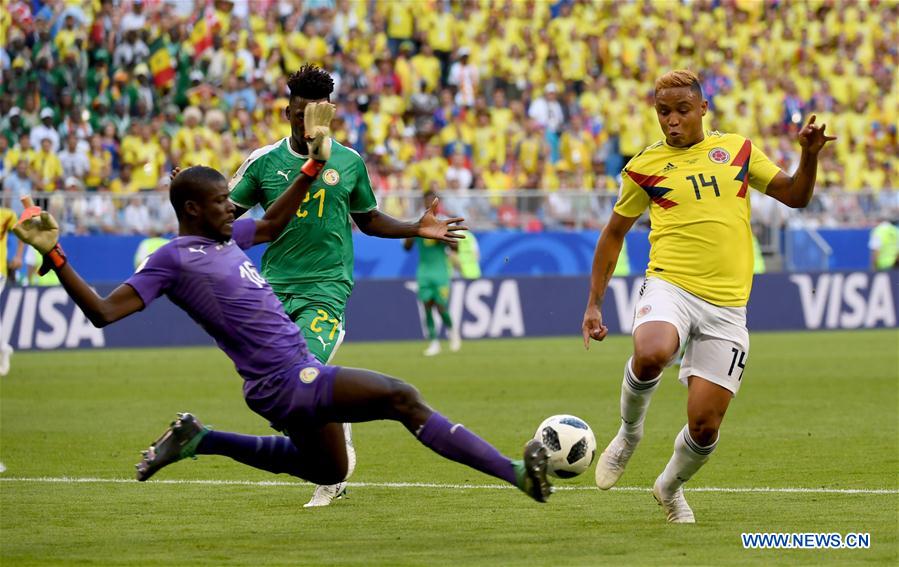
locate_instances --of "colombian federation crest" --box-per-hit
[299,367,320,383]
[322,169,340,185]
[636,305,652,319]
[708,147,730,164]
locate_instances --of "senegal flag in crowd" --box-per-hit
[149,38,175,89]
[190,1,219,59]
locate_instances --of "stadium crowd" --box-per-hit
[0,0,897,235]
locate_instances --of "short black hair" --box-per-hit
[287,64,334,100]
[170,166,226,219]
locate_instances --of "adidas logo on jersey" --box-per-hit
[662,162,677,172]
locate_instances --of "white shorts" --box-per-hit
[632,277,749,395]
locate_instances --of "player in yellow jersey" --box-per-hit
[0,206,20,376]
[582,70,835,523]
[0,205,19,473]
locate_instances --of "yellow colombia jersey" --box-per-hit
[614,131,781,306]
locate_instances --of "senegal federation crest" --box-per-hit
[708,148,730,164]
[322,169,340,185]
[299,367,320,384]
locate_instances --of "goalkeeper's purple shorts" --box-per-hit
[242,359,340,432]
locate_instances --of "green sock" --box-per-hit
[181,425,211,460]
[439,310,453,328]
[511,460,525,488]
[425,308,436,340]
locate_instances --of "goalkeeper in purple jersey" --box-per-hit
[12,103,552,504]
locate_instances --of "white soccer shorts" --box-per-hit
[632,277,749,395]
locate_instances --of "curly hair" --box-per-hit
[655,69,703,98]
[287,64,334,100]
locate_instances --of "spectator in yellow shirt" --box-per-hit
[394,42,416,96]
[34,138,63,191]
[548,2,576,44]
[109,163,141,195]
[842,139,866,192]
[172,106,204,158]
[559,115,595,174]
[53,14,83,58]
[182,133,217,169]
[84,133,112,190]
[216,134,245,178]
[387,123,417,166]
[860,150,887,192]
[517,120,546,176]
[119,122,141,165]
[300,21,329,66]
[489,89,514,131]
[4,133,39,173]
[386,2,414,56]
[426,3,456,84]
[560,29,589,92]
[482,160,513,208]
[411,44,442,94]
[472,111,499,169]
[618,100,648,160]
[416,144,449,191]
[124,123,164,191]
[364,97,391,148]
[438,119,473,157]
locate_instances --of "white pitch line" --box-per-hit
[0,477,896,495]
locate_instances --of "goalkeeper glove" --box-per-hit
[13,203,66,275]
[300,101,336,177]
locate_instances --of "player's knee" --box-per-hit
[632,347,671,380]
[388,379,426,419]
[688,413,721,447]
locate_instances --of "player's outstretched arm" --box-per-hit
[253,101,336,244]
[352,197,467,243]
[13,199,144,328]
[765,115,837,208]
[582,212,639,349]
[253,169,317,244]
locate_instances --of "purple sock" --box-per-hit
[416,412,517,485]
[197,431,305,478]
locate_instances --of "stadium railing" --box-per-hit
[5,189,895,236]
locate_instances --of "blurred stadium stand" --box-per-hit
[2,0,897,280]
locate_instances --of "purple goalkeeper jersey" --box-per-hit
[125,219,310,379]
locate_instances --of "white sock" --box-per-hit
[343,422,356,480]
[658,424,718,493]
[617,357,662,441]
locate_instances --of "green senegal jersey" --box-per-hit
[228,138,378,293]
[415,237,451,284]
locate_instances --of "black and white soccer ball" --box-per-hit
[534,415,597,478]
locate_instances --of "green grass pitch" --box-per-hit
[1,330,897,566]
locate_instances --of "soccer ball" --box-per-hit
[534,415,596,478]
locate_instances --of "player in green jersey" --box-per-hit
[404,191,461,357]
[228,65,465,507]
